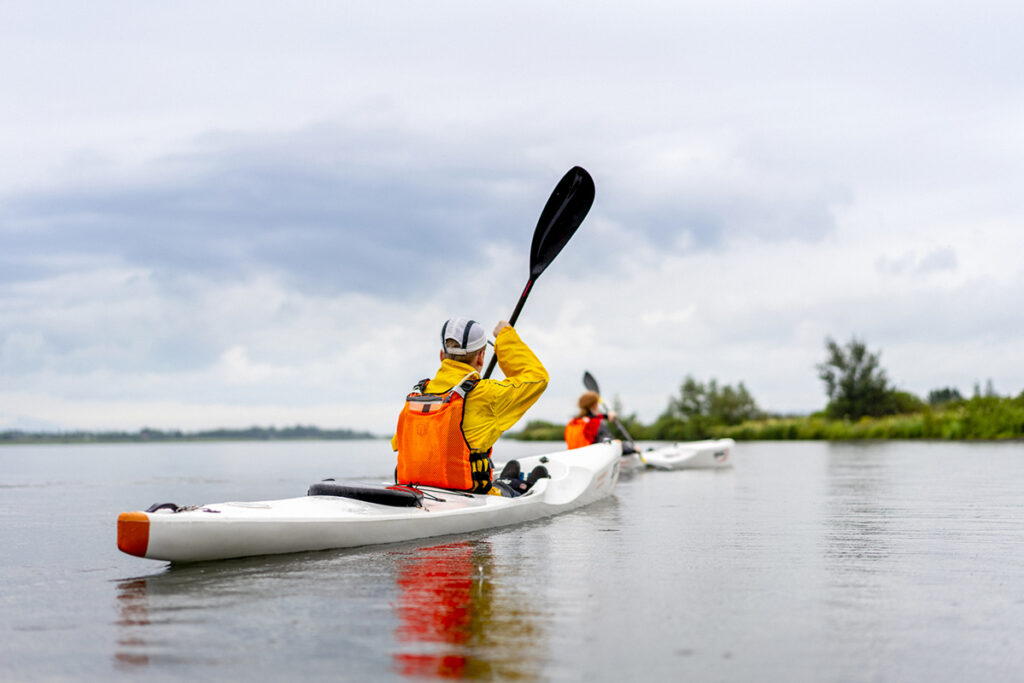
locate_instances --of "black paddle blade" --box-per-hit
[529,166,595,280]
[483,166,594,380]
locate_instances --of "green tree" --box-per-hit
[707,381,761,425]
[889,390,926,414]
[971,379,999,399]
[927,387,964,406]
[652,375,761,439]
[514,420,565,441]
[817,336,897,420]
[669,376,708,420]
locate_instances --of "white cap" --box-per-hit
[441,317,487,354]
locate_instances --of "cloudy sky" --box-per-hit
[2,1,1022,435]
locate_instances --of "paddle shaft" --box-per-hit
[482,280,533,379]
[599,398,636,445]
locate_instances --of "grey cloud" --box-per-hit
[916,247,957,274]
[610,192,842,250]
[875,246,958,276]
[3,119,857,302]
[2,126,541,297]
[875,253,916,275]
[814,275,1023,347]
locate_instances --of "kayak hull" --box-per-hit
[117,442,621,563]
[618,453,646,475]
[642,439,734,470]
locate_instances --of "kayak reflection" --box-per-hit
[392,540,543,680]
[112,540,547,676]
[113,578,151,669]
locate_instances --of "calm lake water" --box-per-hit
[2,439,1023,681]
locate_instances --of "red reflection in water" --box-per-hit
[113,579,150,668]
[393,542,478,679]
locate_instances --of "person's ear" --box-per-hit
[439,350,445,362]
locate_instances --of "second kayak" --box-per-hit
[641,438,735,470]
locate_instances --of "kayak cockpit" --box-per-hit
[307,481,425,508]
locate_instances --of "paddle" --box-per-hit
[483,166,595,379]
[583,370,643,460]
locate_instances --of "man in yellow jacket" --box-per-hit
[392,317,549,496]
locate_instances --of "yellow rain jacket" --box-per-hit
[392,326,548,491]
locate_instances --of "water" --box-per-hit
[2,439,1023,681]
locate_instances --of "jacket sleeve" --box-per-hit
[468,326,549,440]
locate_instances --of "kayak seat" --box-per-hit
[145,502,182,513]
[307,481,424,508]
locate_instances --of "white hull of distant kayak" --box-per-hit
[619,453,646,475]
[117,442,622,563]
[642,439,734,470]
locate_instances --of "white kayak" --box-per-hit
[117,441,622,563]
[618,452,646,475]
[641,438,735,470]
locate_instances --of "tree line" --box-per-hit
[0,425,375,445]
[515,336,1024,441]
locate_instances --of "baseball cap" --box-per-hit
[441,318,487,354]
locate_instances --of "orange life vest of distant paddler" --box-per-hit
[394,377,493,493]
[564,416,596,450]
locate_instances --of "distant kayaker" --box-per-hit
[392,317,550,497]
[565,391,615,449]
[565,391,639,454]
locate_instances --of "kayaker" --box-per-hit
[565,391,614,449]
[392,317,550,497]
[565,391,640,454]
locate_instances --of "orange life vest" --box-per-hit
[564,417,594,449]
[395,377,493,493]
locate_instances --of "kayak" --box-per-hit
[641,438,735,470]
[117,441,622,563]
[618,452,646,475]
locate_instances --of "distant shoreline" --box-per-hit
[0,425,381,445]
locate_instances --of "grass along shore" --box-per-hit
[7,396,1023,445]
[513,395,1024,441]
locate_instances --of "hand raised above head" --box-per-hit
[492,320,511,336]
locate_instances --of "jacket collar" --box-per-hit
[430,358,481,391]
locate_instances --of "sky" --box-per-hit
[2,1,1023,435]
